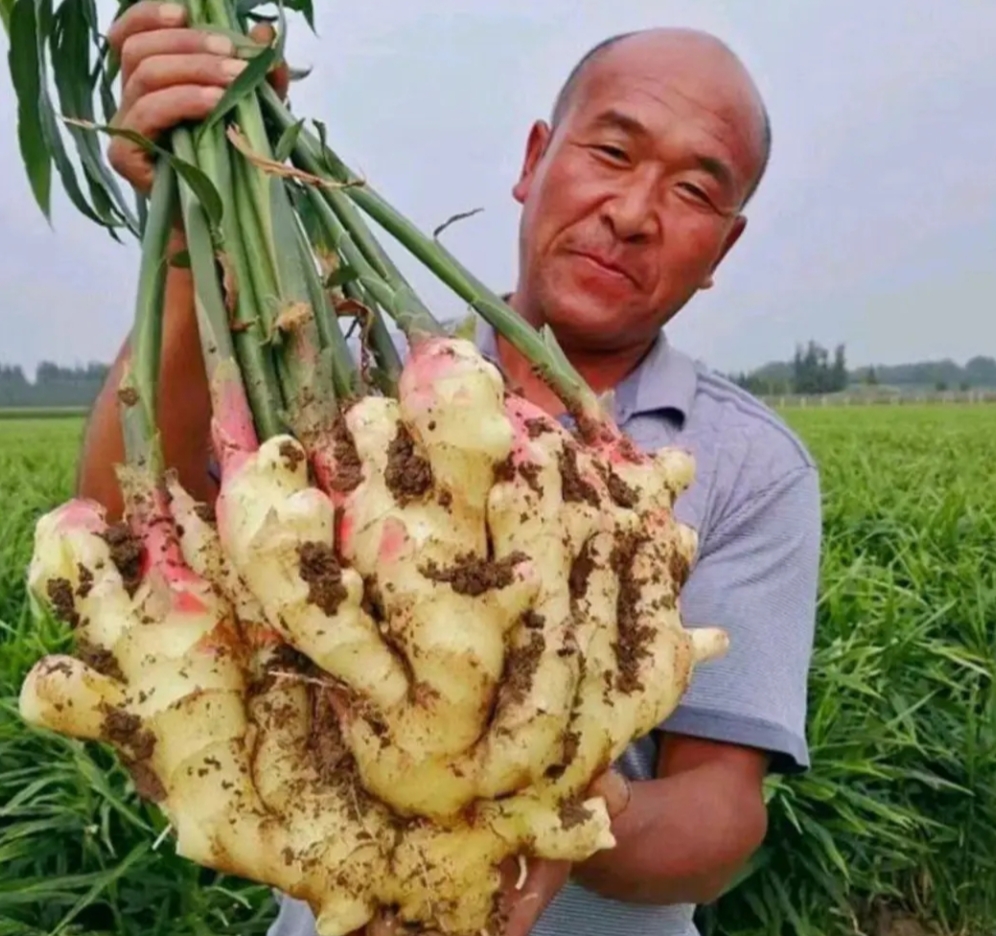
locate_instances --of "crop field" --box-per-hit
[1,406,994,936]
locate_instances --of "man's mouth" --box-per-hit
[570,250,638,287]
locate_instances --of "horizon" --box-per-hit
[1,2,994,374]
[4,344,994,382]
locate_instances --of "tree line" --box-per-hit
[0,362,109,408]
[727,342,996,397]
[4,344,996,408]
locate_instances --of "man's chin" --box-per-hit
[544,316,634,353]
[541,298,634,348]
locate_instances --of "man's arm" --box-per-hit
[573,460,822,907]
[573,736,769,905]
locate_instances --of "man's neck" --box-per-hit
[494,293,656,417]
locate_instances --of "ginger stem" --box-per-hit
[258,85,606,432]
[195,119,284,438]
[171,128,261,450]
[289,198,362,399]
[118,158,177,474]
[302,187,443,343]
[342,278,402,397]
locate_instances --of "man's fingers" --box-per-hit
[499,857,571,936]
[588,768,632,819]
[108,85,225,193]
[269,61,291,101]
[106,0,290,193]
[107,1,187,55]
[248,22,291,100]
[118,28,235,86]
[116,84,225,139]
[249,23,290,100]
[247,22,276,44]
[119,53,246,116]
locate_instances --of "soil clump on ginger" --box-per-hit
[501,631,546,706]
[102,522,144,596]
[610,532,654,694]
[329,417,364,493]
[298,542,348,616]
[385,425,433,503]
[557,446,600,507]
[421,551,528,597]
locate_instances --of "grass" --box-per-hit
[0,419,276,936]
[1,406,994,936]
[0,408,90,421]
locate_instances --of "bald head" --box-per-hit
[551,28,771,204]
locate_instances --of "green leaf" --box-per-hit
[0,0,14,32]
[50,1,139,236]
[8,0,52,219]
[34,0,114,226]
[63,120,224,228]
[312,118,332,172]
[291,0,314,29]
[197,44,278,137]
[273,117,305,163]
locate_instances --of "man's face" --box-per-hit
[512,32,767,352]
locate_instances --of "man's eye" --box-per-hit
[593,144,628,162]
[679,182,710,202]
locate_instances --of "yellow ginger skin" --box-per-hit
[18,490,613,936]
[214,436,411,711]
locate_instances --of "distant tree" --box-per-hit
[716,346,996,400]
[964,356,996,386]
[791,340,842,395]
[0,362,109,408]
[831,344,847,392]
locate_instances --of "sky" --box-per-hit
[1,0,994,376]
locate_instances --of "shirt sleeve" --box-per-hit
[660,463,822,774]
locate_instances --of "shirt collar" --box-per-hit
[473,317,696,426]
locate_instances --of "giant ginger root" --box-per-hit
[20,337,726,936]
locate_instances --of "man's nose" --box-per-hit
[601,171,661,243]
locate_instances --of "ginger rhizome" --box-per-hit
[22,334,725,934]
[12,5,729,934]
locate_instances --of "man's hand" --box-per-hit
[105,1,290,193]
[571,735,770,907]
[494,768,633,936]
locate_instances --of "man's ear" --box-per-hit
[512,120,552,205]
[700,214,748,290]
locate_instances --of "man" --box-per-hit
[82,6,821,936]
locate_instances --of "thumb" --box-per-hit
[588,768,632,819]
[247,21,275,44]
[247,22,290,100]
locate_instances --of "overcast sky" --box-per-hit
[1,0,994,375]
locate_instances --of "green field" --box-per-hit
[1,408,994,936]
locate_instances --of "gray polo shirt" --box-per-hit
[264,323,822,936]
